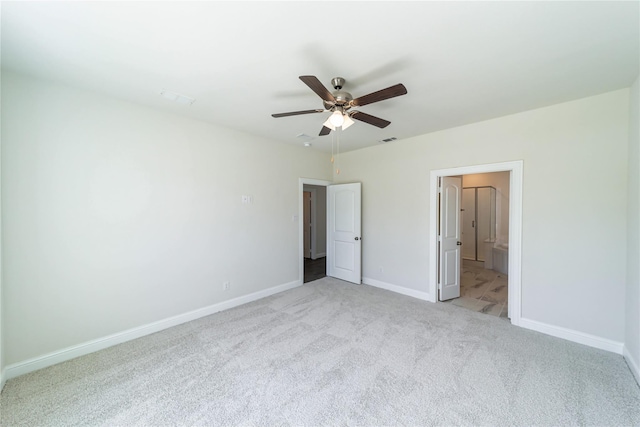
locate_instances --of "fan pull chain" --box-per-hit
[336,129,340,175]
[330,130,335,164]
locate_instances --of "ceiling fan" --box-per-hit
[272,76,407,136]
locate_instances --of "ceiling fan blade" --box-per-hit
[350,111,391,128]
[351,83,407,107]
[271,109,324,118]
[319,126,332,136]
[299,75,336,103]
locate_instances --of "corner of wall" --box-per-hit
[362,277,434,303]
[625,74,640,381]
[0,368,6,394]
[624,345,640,386]
[0,30,5,393]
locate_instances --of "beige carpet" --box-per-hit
[1,277,639,426]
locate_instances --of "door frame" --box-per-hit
[429,160,523,326]
[298,178,331,284]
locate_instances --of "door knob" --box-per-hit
[457,241,462,246]
[355,237,361,241]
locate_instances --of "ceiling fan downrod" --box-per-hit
[331,77,345,90]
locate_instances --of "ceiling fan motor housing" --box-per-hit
[324,77,352,109]
[333,90,353,106]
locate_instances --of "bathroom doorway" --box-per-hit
[429,161,523,326]
[453,172,510,317]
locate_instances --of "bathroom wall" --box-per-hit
[463,172,510,244]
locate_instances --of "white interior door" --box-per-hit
[327,183,361,284]
[439,177,462,301]
[303,191,312,258]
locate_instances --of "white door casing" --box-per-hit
[327,183,362,284]
[439,176,462,301]
[428,161,523,327]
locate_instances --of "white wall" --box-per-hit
[1,72,331,365]
[0,28,4,389]
[626,75,640,381]
[337,89,629,343]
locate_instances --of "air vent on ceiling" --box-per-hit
[160,89,195,105]
[379,137,397,143]
[296,133,315,142]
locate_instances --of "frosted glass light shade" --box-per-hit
[329,110,344,127]
[323,117,336,131]
[342,114,355,130]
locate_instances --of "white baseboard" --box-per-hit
[312,252,326,259]
[361,280,624,357]
[519,318,624,355]
[623,345,640,386]
[4,280,302,381]
[362,277,432,302]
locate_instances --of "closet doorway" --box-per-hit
[302,183,328,283]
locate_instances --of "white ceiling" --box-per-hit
[2,1,639,153]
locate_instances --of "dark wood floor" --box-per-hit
[304,257,326,283]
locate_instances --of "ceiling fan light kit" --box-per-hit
[271,75,407,137]
[329,110,345,127]
[342,114,355,130]
[322,117,336,131]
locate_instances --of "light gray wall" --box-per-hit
[1,72,331,365]
[0,18,4,388]
[626,74,640,380]
[337,89,629,343]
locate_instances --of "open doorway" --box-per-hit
[298,178,363,285]
[298,178,331,284]
[452,172,510,318]
[429,161,523,327]
[303,184,327,283]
